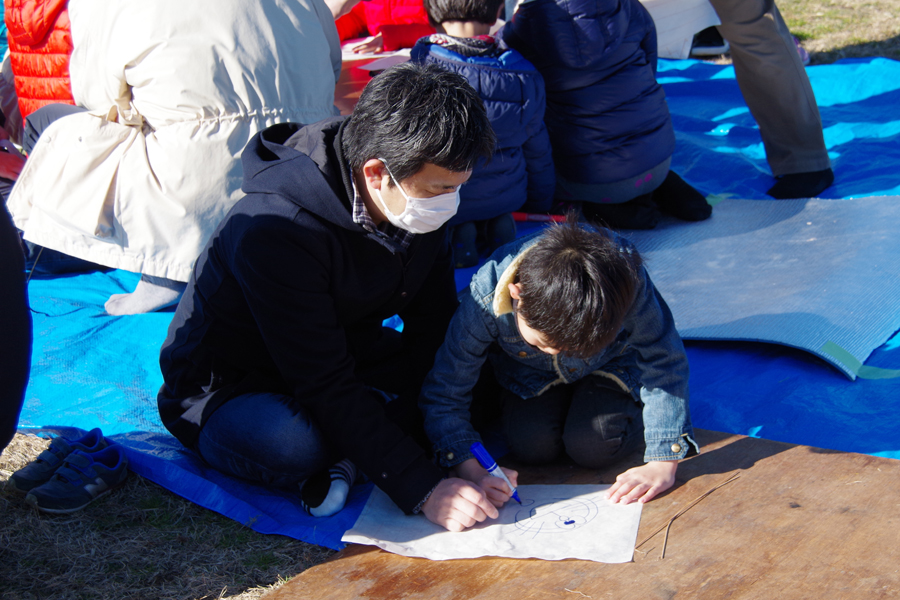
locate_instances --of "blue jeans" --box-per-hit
[196,392,338,489]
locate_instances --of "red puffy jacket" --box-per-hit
[336,0,433,51]
[6,0,75,119]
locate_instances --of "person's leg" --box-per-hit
[562,375,644,469]
[8,104,110,277]
[561,158,671,230]
[197,392,337,487]
[709,0,833,197]
[21,104,87,154]
[104,274,187,315]
[0,202,31,453]
[502,384,573,464]
[196,392,355,516]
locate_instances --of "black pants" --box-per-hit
[502,375,644,469]
[0,202,31,452]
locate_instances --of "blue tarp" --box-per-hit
[17,58,900,550]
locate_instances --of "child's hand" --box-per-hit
[606,460,677,504]
[421,477,499,532]
[350,33,384,54]
[453,458,519,507]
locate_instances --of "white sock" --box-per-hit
[105,274,186,316]
[299,460,358,517]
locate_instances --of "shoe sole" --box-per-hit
[24,480,126,514]
[6,480,32,495]
[691,44,730,57]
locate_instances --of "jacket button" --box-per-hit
[518,351,527,358]
[381,472,388,479]
[401,292,408,298]
[671,443,682,453]
[446,452,454,460]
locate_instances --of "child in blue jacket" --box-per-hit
[418,219,698,530]
[502,0,712,230]
[411,0,555,267]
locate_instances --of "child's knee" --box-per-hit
[504,418,564,464]
[562,411,643,468]
[563,427,628,468]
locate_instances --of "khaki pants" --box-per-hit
[710,0,831,176]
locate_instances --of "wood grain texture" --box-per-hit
[265,430,900,600]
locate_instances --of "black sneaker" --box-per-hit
[24,445,129,514]
[484,213,517,252]
[582,194,661,230]
[652,171,712,222]
[9,428,108,494]
[690,27,730,57]
[451,222,479,268]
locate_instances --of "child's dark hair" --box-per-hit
[516,219,643,357]
[423,0,504,27]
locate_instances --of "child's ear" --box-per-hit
[508,282,522,300]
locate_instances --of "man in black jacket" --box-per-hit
[159,63,500,528]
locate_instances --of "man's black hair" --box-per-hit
[423,0,504,26]
[516,218,643,358]
[342,62,496,183]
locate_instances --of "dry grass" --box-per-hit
[2,2,897,599]
[780,0,900,64]
[1,434,334,600]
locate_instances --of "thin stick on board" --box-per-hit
[635,472,741,559]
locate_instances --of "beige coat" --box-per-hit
[8,0,341,281]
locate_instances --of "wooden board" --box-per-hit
[265,430,900,599]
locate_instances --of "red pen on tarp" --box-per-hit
[511,212,567,223]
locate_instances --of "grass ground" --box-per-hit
[2,3,898,599]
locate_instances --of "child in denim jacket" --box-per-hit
[418,218,698,531]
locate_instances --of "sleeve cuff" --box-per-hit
[644,432,700,462]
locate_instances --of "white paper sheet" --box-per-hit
[342,484,643,562]
[640,0,721,59]
[341,39,412,61]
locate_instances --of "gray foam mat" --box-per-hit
[623,197,900,380]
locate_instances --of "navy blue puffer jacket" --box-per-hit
[502,0,676,184]
[411,38,555,223]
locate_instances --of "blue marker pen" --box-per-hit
[470,442,521,504]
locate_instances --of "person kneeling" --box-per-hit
[418,217,699,531]
[158,63,496,520]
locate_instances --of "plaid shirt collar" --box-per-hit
[351,178,415,250]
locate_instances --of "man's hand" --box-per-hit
[350,33,384,54]
[606,460,677,504]
[421,477,499,532]
[453,457,518,507]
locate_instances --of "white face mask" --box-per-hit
[373,160,460,234]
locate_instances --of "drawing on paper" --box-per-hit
[509,495,602,538]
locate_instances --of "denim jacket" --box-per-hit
[420,228,699,468]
